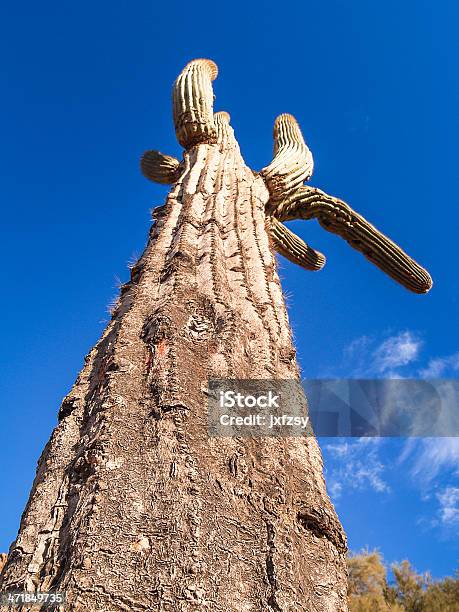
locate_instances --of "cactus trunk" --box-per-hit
[0,114,348,611]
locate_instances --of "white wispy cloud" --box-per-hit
[342,336,372,377]
[372,331,422,374]
[324,438,390,500]
[418,352,459,378]
[437,487,459,526]
[399,437,459,533]
[328,480,343,498]
[337,329,459,381]
[400,437,459,482]
[340,330,422,377]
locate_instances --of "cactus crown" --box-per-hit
[140,59,432,295]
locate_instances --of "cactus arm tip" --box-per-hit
[214,111,235,144]
[261,113,314,199]
[140,150,182,184]
[215,111,230,123]
[183,58,218,81]
[172,59,219,149]
[267,215,326,271]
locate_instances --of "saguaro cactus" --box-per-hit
[145,67,431,294]
[0,59,431,611]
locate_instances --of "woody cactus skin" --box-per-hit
[261,113,314,198]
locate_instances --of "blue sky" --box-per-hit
[316,330,459,579]
[1,0,458,580]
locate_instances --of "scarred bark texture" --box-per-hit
[0,111,348,611]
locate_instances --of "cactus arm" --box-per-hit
[267,215,326,271]
[140,150,183,184]
[270,186,432,294]
[214,111,234,145]
[261,114,314,199]
[172,59,218,149]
